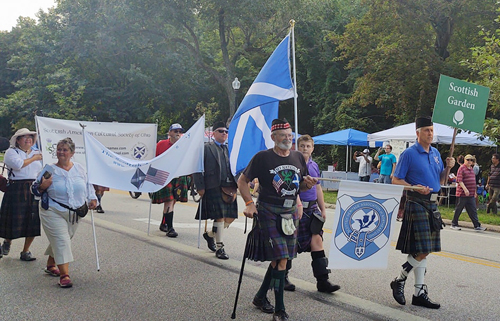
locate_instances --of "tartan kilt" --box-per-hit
[0,179,41,239]
[246,201,299,262]
[149,176,191,204]
[396,198,441,254]
[297,206,324,253]
[194,187,238,220]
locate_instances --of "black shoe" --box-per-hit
[96,206,105,213]
[390,278,406,305]
[317,279,340,293]
[166,228,178,238]
[272,310,289,321]
[252,296,274,314]
[284,275,296,291]
[215,247,229,260]
[159,224,168,232]
[203,232,216,252]
[412,292,440,309]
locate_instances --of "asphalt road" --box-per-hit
[1,189,499,321]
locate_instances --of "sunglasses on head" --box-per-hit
[216,129,228,134]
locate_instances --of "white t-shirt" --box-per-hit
[4,147,42,180]
[355,155,372,177]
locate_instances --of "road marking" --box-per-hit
[133,218,247,231]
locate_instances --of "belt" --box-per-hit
[258,196,296,208]
[407,191,439,202]
[302,200,317,209]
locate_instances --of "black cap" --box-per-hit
[212,120,227,130]
[415,116,433,129]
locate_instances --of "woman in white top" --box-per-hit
[37,137,98,288]
[0,128,43,261]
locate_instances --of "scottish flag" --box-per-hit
[228,33,295,175]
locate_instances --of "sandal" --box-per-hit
[59,274,73,288]
[44,265,61,277]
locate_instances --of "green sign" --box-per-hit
[433,75,489,133]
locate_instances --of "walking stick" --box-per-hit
[89,209,101,271]
[231,224,253,319]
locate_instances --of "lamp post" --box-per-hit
[231,77,240,117]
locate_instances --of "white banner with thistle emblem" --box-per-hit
[328,181,404,269]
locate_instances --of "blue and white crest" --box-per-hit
[334,194,399,261]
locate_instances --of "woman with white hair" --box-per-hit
[0,128,43,260]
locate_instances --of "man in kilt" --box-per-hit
[149,123,191,238]
[390,116,455,309]
[193,120,237,259]
[238,119,318,321]
[288,134,340,293]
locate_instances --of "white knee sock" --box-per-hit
[213,221,224,249]
[414,258,427,296]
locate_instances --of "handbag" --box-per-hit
[51,198,89,218]
[429,209,444,232]
[221,186,237,204]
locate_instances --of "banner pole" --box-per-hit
[80,124,100,271]
[147,198,152,236]
[197,199,203,248]
[290,19,298,139]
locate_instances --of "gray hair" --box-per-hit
[57,137,75,152]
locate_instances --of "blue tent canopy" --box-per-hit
[312,129,382,147]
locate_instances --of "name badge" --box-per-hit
[283,199,294,208]
[430,194,438,202]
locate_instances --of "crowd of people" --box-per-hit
[0,116,496,320]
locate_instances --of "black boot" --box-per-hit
[159,212,168,232]
[311,257,340,293]
[284,260,295,291]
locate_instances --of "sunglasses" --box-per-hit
[466,159,475,162]
[216,129,228,134]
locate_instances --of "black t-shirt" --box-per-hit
[243,149,308,200]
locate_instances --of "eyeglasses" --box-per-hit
[466,159,474,162]
[216,129,228,134]
[20,135,34,140]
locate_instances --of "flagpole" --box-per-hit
[290,19,299,140]
[147,199,152,236]
[197,114,206,248]
[80,123,101,271]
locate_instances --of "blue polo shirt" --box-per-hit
[393,141,444,192]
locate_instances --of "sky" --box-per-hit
[0,0,57,31]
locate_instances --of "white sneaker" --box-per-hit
[450,225,461,230]
[474,226,487,231]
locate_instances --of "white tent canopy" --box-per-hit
[367,122,496,147]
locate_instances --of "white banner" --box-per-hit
[84,115,205,193]
[36,116,157,167]
[328,181,404,269]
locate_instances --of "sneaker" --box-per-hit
[450,225,461,230]
[475,226,487,231]
[2,241,11,255]
[20,251,36,261]
[252,295,274,314]
[165,228,178,238]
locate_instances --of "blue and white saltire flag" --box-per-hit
[328,181,404,269]
[84,115,205,193]
[228,33,295,175]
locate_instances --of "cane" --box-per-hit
[231,222,254,319]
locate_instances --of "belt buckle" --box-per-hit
[430,193,438,202]
[302,201,309,208]
[283,199,294,208]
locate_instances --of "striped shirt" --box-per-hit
[456,164,476,197]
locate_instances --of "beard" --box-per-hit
[277,141,292,150]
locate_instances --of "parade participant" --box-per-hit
[237,119,317,321]
[390,116,455,309]
[451,154,486,231]
[374,144,397,184]
[353,149,372,181]
[0,128,42,261]
[193,120,238,259]
[34,138,98,288]
[291,134,340,293]
[93,185,109,213]
[150,123,191,237]
[486,153,500,214]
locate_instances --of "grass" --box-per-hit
[0,152,3,163]
[323,190,500,226]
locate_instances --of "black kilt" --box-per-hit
[0,179,41,239]
[396,197,441,254]
[195,187,238,220]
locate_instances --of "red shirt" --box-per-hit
[156,139,173,156]
[456,164,476,197]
